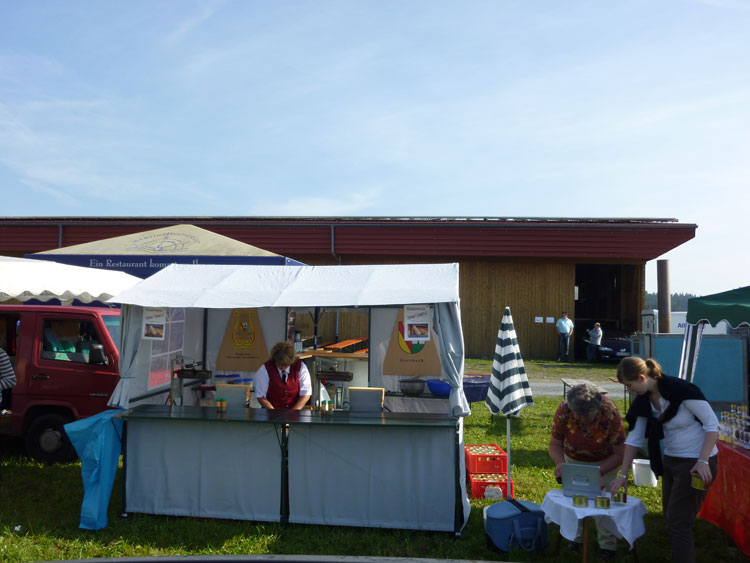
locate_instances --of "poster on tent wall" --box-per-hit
[404,304,431,341]
[382,308,442,377]
[142,307,166,340]
[148,308,185,388]
[215,308,269,371]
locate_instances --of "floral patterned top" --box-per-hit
[551,396,625,462]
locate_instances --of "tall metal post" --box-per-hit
[657,259,671,333]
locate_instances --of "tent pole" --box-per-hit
[506,416,512,499]
[202,309,208,367]
[313,307,320,349]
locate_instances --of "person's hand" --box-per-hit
[691,461,713,485]
[607,476,628,495]
[554,462,563,480]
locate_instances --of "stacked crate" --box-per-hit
[464,443,514,499]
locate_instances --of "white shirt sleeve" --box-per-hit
[298,361,312,396]
[683,399,720,432]
[624,417,648,449]
[254,364,270,399]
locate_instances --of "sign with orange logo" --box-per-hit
[216,308,269,371]
[382,308,441,377]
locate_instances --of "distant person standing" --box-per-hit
[0,347,16,480]
[587,322,603,362]
[556,312,574,362]
[0,347,16,406]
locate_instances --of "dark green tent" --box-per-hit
[687,285,750,327]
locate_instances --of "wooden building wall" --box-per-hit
[459,259,577,359]
[293,254,637,360]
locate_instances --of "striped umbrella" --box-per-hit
[485,306,534,497]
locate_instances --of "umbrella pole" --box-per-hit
[506,416,512,499]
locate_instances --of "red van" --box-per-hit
[0,305,120,463]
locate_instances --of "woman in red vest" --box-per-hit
[255,341,312,410]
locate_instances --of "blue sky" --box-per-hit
[1,1,748,296]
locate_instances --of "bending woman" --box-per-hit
[608,357,719,563]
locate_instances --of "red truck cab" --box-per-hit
[0,305,120,463]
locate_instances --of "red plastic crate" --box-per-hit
[467,473,514,499]
[464,443,508,474]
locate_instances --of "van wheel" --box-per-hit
[26,413,77,464]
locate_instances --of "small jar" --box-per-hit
[595,496,611,509]
[691,473,706,490]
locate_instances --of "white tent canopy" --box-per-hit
[110,263,461,308]
[0,255,141,304]
[107,263,469,416]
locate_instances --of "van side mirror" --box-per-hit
[88,343,108,365]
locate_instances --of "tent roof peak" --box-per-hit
[34,224,281,257]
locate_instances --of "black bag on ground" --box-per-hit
[484,497,548,553]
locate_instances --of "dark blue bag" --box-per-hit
[484,498,548,553]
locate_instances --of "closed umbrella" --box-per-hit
[485,307,534,497]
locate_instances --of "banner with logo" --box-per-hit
[216,308,269,371]
[382,308,441,377]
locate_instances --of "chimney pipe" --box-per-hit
[657,259,671,333]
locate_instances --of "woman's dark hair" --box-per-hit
[617,356,663,383]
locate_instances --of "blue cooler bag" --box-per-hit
[484,498,548,553]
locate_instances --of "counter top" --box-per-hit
[123,404,457,428]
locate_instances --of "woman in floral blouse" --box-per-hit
[548,383,625,560]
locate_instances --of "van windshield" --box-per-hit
[103,315,121,352]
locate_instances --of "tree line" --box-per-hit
[645,292,697,311]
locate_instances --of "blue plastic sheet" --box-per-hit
[64,409,124,530]
[463,374,490,403]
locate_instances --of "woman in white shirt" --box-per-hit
[608,357,718,563]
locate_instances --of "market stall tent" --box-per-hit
[29,224,303,278]
[678,285,750,385]
[686,286,750,556]
[107,262,471,532]
[108,262,470,415]
[687,285,750,328]
[0,255,140,304]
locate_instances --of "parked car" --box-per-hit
[0,305,121,463]
[592,331,632,362]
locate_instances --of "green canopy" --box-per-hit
[686,285,750,327]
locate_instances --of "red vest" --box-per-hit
[264,359,302,409]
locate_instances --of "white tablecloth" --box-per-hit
[541,489,646,549]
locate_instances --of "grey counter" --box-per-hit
[122,405,467,533]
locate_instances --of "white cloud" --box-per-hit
[252,187,384,217]
[163,0,226,46]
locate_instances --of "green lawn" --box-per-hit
[0,361,746,562]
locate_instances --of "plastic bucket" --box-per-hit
[632,459,658,487]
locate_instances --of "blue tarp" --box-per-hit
[64,409,124,530]
[463,374,491,403]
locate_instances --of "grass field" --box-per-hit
[0,361,746,562]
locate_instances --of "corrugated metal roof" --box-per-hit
[0,216,696,261]
[0,215,685,225]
